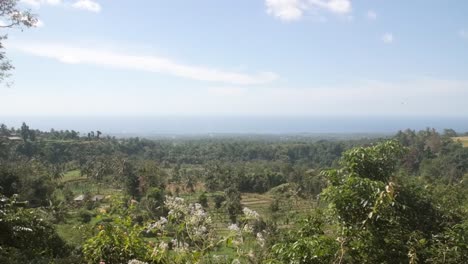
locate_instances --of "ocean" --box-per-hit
[1,116,467,136]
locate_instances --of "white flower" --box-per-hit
[148,216,168,232]
[166,196,189,218]
[159,216,168,224]
[128,260,148,264]
[12,226,33,232]
[243,223,253,234]
[158,241,168,251]
[159,196,216,249]
[193,225,208,237]
[194,203,203,210]
[256,232,265,247]
[171,239,189,253]
[228,223,240,232]
[243,207,260,220]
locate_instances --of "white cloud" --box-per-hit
[21,0,62,7]
[12,42,278,85]
[382,33,394,44]
[459,29,468,39]
[265,0,351,21]
[266,0,304,21]
[72,0,101,13]
[367,10,377,20]
[22,0,100,13]
[309,0,351,14]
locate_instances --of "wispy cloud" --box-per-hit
[265,0,304,21]
[265,0,352,22]
[12,42,278,85]
[21,0,62,7]
[21,0,100,13]
[72,0,101,13]
[382,33,394,44]
[366,10,377,20]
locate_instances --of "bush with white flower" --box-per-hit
[224,207,269,263]
[82,195,271,263]
[146,196,218,262]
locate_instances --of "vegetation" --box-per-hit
[0,122,467,263]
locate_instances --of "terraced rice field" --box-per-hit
[180,191,316,236]
[242,193,315,215]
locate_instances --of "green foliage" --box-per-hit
[420,143,468,183]
[83,216,149,264]
[269,198,280,213]
[338,140,406,182]
[78,209,93,223]
[427,220,468,263]
[319,140,467,263]
[137,161,167,194]
[225,187,242,223]
[0,164,20,196]
[122,160,141,199]
[213,193,226,209]
[140,187,166,219]
[0,194,70,263]
[268,212,337,264]
[198,192,209,208]
[0,161,55,207]
[1,123,467,263]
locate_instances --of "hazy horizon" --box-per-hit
[1,115,467,135]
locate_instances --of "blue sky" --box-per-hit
[2,0,468,116]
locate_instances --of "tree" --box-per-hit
[20,122,29,141]
[270,212,338,264]
[0,194,69,263]
[122,160,140,199]
[443,128,458,138]
[83,216,148,264]
[225,186,242,223]
[320,141,457,263]
[0,0,38,85]
[0,123,9,135]
[213,193,225,209]
[141,187,165,218]
[0,162,55,207]
[0,164,20,196]
[198,192,208,208]
[268,140,468,263]
[136,161,166,196]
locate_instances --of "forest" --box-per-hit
[1,123,467,263]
